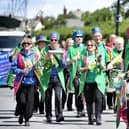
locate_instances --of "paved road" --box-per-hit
[0,87,126,129]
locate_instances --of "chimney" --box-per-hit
[63,6,67,16]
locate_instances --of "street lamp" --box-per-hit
[115,0,120,35]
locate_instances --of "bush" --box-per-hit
[33,20,129,42]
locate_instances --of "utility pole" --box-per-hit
[115,0,120,35]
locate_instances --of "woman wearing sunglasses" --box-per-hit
[11,36,40,126]
[78,40,104,125]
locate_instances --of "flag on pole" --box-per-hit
[116,81,128,128]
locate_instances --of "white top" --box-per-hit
[48,50,64,54]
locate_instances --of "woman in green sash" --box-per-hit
[11,36,39,126]
[78,40,104,125]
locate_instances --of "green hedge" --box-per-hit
[33,20,129,42]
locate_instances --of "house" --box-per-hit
[65,18,84,28]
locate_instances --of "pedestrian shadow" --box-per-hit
[0,110,14,112]
[42,118,88,125]
[64,115,88,118]
[0,112,15,115]
[105,120,124,123]
[45,121,88,125]
[0,124,22,126]
[0,110,16,119]
[0,116,13,119]
[33,113,45,117]
[0,120,23,126]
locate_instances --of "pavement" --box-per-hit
[0,87,127,129]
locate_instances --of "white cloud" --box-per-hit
[36,0,114,18]
[0,0,115,18]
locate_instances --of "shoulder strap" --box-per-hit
[33,53,39,63]
[17,53,25,69]
[83,56,88,78]
[105,46,112,60]
[84,56,87,66]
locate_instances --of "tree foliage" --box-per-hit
[33,6,129,42]
[81,8,113,26]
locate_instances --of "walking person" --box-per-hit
[78,40,105,125]
[34,35,50,114]
[91,27,110,124]
[40,32,66,123]
[67,29,86,117]
[107,36,124,112]
[12,36,40,126]
[61,38,74,111]
[122,27,129,129]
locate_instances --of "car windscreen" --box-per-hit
[0,36,23,48]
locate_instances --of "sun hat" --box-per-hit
[49,32,60,40]
[72,29,84,39]
[35,35,50,44]
[92,27,102,34]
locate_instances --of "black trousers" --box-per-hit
[45,77,63,118]
[73,74,84,112]
[15,85,35,121]
[62,89,73,109]
[34,89,39,112]
[107,92,116,108]
[62,69,73,109]
[84,82,102,120]
[34,89,44,113]
[67,93,74,109]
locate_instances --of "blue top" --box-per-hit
[50,56,66,77]
[11,49,38,86]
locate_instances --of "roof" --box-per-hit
[66,19,84,28]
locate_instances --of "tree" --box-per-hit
[82,8,113,26]
[121,0,129,5]
[41,16,56,29]
[81,11,91,25]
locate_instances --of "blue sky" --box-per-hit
[0,0,115,18]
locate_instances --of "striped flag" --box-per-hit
[116,81,128,128]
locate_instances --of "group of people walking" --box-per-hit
[9,27,129,129]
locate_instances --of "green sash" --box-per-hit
[7,46,21,87]
[7,69,14,87]
[69,47,78,92]
[54,54,65,91]
[123,43,129,72]
[79,57,106,95]
[67,45,85,92]
[79,71,85,95]
[95,70,106,94]
[40,46,51,91]
[40,46,65,92]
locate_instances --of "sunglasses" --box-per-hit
[51,39,58,42]
[76,36,82,38]
[87,44,94,47]
[23,42,31,45]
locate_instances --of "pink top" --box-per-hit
[63,48,68,68]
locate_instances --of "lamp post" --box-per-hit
[115,0,120,35]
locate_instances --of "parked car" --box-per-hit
[0,31,25,86]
